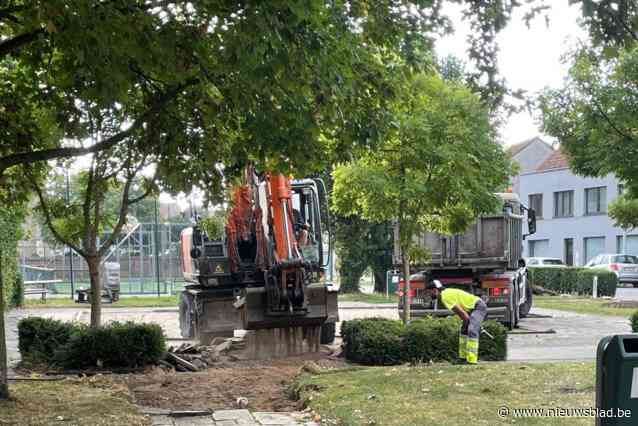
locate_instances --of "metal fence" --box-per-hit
[18,222,190,296]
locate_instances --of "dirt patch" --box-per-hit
[125,353,345,412]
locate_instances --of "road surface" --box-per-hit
[4,302,632,368]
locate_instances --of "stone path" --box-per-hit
[145,409,318,426]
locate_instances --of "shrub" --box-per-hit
[55,321,166,369]
[341,318,406,365]
[10,273,24,308]
[528,267,617,297]
[18,317,77,364]
[342,317,507,366]
[631,311,638,333]
[404,317,507,363]
[18,317,166,369]
[404,317,457,363]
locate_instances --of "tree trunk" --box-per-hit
[0,255,9,399]
[87,257,102,328]
[373,268,386,293]
[339,265,365,293]
[401,249,411,324]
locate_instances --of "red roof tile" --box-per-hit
[535,149,569,172]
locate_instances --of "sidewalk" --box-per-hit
[146,409,318,426]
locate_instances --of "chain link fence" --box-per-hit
[19,222,190,297]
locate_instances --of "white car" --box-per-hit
[524,257,567,268]
[585,254,638,287]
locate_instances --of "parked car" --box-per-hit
[585,254,638,287]
[524,257,566,268]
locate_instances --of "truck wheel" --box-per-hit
[506,282,519,330]
[519,281,533,318]
[320,322,336,345]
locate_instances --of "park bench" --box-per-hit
[23,279,61,301]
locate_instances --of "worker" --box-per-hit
[427,280,487,364]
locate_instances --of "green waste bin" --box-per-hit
[596,335,638,425]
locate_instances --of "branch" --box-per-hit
[98,173,134,257]
[0,28,45,59]
[0,77,199,173]
[26,169,86,257]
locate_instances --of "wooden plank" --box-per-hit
[166,352,199,372]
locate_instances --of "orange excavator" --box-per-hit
[179,166,338,345]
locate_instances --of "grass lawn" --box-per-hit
[338,292,398,304]
[24,295,178,309]
[534,295,636,317]
[0,380,148,425]
[296,362,595,426]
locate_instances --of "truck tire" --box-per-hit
[320,322,336,345]
[519,281,533,318]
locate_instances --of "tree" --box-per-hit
[539,44,638,229]
[28,142,157,328]
[332,73,512,322]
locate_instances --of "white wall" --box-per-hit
[519,168,627,265]
[511,141,553,193]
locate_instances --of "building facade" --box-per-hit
[507,137,555,194]
[518,149,633,266]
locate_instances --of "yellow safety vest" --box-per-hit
[441,288,479,312]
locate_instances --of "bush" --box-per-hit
[18,318,166,369]
[10,273,24,308]
[18,317,77,364]
[528,267,617,297]
[631,311,638,332]
[341,318,406,365]
[404,317,507,363]
[342,317,507,366]
[55,321,166,369]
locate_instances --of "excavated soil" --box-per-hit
[125,353,345,412]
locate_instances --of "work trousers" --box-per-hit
[458,299,487,364]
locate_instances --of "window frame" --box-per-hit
[584,186,607,215]
[553,190,574,218]
[528,193,543,219]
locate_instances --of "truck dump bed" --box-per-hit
[393,194,524,271]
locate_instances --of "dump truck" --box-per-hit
[394,193,536,329]
[179,166,338,345]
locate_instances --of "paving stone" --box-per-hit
[215,421,241,426]
[173,415,216,426]
[151,415,174,425]
[213,410,255,423]
[252,412,299,425]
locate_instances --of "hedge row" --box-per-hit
[631,311,638,333]
[18,317,166,369]
[341,317,507,365]
[527,267,617,297]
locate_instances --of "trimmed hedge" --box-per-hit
[18,317,166,369]
[18,317,77,364]
[631,311,638,332]
[341,318,406,365]
[342,317,507,365]
[527,267,617,297]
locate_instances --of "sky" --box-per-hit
[435,2,586,147]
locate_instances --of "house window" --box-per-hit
[585,186,607,215]
[616,235,638,256]
[529,239,549,257]
[554,190,574,218]
[584,237,605,264]
[528,193,543,219]
[564,238,574,266]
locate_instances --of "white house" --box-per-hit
[518,149,633,265]
[507,137,555,194]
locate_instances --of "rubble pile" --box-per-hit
[161,337,247,372]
